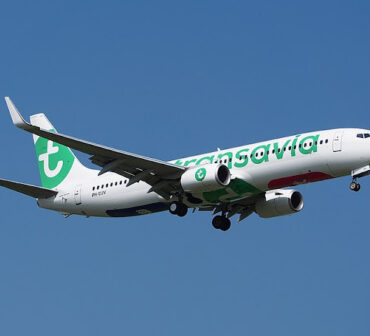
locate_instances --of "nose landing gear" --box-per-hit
[350,165,370,192]
[350,179,361,192]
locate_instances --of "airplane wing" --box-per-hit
[5,97,185,199]
[0,178,57,199]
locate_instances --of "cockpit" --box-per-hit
[357,133,370,139]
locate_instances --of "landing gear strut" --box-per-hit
[169,201,188,217]
[350,179,361,192]
[212,215,231,231]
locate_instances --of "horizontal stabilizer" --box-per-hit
[0,178,57,199]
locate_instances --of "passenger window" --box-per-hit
[92,187,95,191]
[120,181,122,185]
[325,139,328,143]
[115,182,118,186]
[97,186,100,190]
[106,184,108,188]
[110,183,113,187]
[320,140,323,144]
[288,146,291,150]
[101,185,104,189]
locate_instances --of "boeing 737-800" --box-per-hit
[1,97,370,231]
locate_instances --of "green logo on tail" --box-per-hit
[35,135,75,189]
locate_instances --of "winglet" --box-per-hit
[4,97,33,130]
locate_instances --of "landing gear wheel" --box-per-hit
[220,218,231,231]
[212,215,231,231]
[169,202,180,215]
[177,204,188,217]
[212,215,223,229]
[350,181,361,192]
[169,202,188,217]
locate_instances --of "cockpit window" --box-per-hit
[365,133,370,138]
[357,134,364,138]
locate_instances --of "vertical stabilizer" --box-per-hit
[30,113,94,189]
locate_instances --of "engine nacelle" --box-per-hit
[181,164,231,193]
[255,189,304,218]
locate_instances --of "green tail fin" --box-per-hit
[30,114,89,189]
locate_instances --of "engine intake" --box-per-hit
[181,164,231,193]
[255,189,304,218]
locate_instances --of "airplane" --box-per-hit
[1,97,370,231]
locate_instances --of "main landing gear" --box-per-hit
[349,179,361,192]
[169,201,188,217]
[212,215,231,231]
[169,201,232,231]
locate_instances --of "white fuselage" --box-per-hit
[38,128,370,217]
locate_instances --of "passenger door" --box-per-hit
[332,131,343,152]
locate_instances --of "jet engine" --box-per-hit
[255,189,304,218]
[181,164,231,193]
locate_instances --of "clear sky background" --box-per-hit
[0,1,370,335]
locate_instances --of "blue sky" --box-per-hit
[0,1,370,335]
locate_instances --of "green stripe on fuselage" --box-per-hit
[203,178,261,203]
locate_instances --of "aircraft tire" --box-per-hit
[350,182,357,191]
[220,218,231,231]
[212,215,223,229]
[177,204,188,217]
[169,201,180,215]
[212,215,231,231]
[169,202,188,217]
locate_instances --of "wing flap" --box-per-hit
[0,178,58,199]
